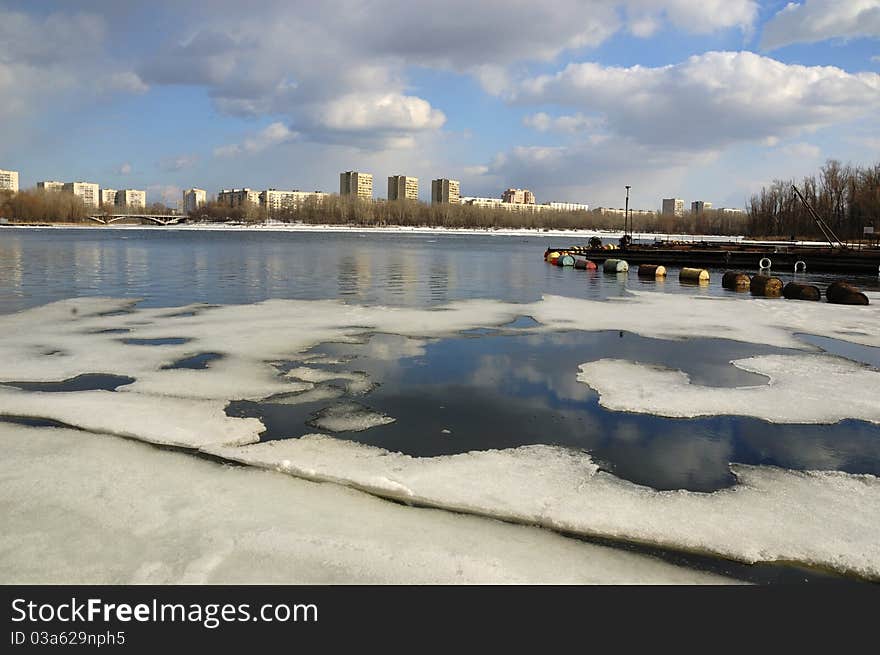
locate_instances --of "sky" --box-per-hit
[0,0,878,211]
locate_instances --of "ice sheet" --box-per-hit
[0,423,733,584]
[2,293,880,579]
[209,435,880,580]
[0,387,261,448]
[531,292,880,350]
[576,354,880,424]
[308,402,396,432]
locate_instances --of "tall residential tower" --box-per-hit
[340,171,373,200]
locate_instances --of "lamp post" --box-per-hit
[624,185,631,238]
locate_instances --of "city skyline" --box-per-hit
[1,1,878,211]
[2,163,749,214]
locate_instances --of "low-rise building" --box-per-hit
[718,207,746,215]
[0,169,19,193]
[431,179,460,204]
[62,182,100,209]
[217,188,260,208]
[340,171,373,200]
[117,189,146,209]
[461,196,503,208]
[260,189,328,215]
[388,175,419,201]
[182,188,207,214]
[543,201,590,212]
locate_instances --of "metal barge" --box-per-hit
[545,242,880,274]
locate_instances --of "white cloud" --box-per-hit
[160,154,199,172]
[146,184,181,207]
[132,1,757,145]
[102,72,149,95]
[777,142,822,160]
[523,112,604,133]
[761,0,880,50]
[0,9,146,122]
[515,51,880,149]
[116,163,132,175]
[214,122,298,158]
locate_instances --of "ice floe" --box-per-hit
[308,402,396,432]
[2,292,880,578]
[577,354,880,424]
[0,423,732,584]
[0,387,261,448]
[209,435,880,580]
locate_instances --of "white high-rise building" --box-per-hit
[62,182,100,209]
[37,180,65,192]
[0,169,19,193]
[101,189,118,207]
[691,200,712,214]
[431,179,460,204]
[183,188,207,213]
[117,189,146,209]
[218,188,260,207]
[662,198,684,217]
[340,171,373,200]
[388,175,419,201]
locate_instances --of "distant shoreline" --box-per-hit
[0,220,755,242]
[0,221,842,247]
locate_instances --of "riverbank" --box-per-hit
[3,220,849,248]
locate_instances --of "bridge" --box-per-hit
[87,214,183,226]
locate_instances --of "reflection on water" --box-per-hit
[226,330,880,492]
[3,227,878,314]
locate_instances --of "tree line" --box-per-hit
[190,195,748,235]
[746,160,880,240]
[0,189,174,223]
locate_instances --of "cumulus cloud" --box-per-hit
[0,8,145,121]
[160,154,199,172]
[515,51,880,149]
[214,122,298,158]
[102,72,149,95]
[129,0,757,148]
[523,112,604,133]
[761,0,880,50]
[482,136,715,208]
[146,184,181,207]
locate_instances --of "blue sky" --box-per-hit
[1,0,878,211]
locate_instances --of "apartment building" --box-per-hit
[0,169,19,193]
[340,171,373,200]
[662,198,684,217]
[431,179,460,204]
[62,182,100,209]
[501,188,536,204]
[183,188,207,213]
[544,201,589,212]
[37,180,65,192]
[387,175,419,201]
[101,189,118,207]
[117,189,146,209]
[691,201,712,214]
[260,189,328,215]
[217,188,261,208]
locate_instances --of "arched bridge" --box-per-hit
[88,214,183,226]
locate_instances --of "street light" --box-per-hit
[624,185,631,238]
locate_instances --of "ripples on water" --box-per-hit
[2,226,877,313]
